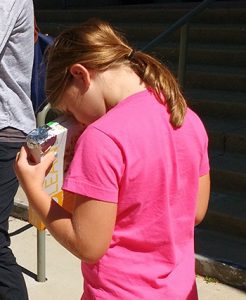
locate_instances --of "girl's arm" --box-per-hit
[195,173,210,225]
[15,146,117,263]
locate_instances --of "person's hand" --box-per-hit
[14,146,56,197]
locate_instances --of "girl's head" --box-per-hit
[45,18,186,127]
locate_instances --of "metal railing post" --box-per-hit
[36,103,50,282]
[37,229,46,282]
[36,103,51,127]
[62,0,67,9]
[178,24,189,88]
[140,0,214,92]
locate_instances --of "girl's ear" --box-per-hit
[69,64,90,93]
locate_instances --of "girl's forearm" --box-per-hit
[26,189,80,259]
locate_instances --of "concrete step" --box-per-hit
[186,89,246,120]
[186,90,246,154]
[34,7,193,23]
[167,66,246,92]
[183,64,246,92]
[145,23,245,46]
[149,43,246,68]
[200,192,246,239]
[34,4,246,24]
[195,228,246,290]
[37,21,246,46]
[209,152,246,196]
[208,127,246,155]
[204,117,246,150]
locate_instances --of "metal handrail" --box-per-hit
[142,0,215,51]
[141,0,215,87]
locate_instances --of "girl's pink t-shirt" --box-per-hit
[63,89,209,300]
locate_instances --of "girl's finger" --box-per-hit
[41,150,57,169]
[16,146,28,162]
[15,151,20,162]
[43,145,52,155]
[43,151,57,176]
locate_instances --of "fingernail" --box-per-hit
[54,152,58,158]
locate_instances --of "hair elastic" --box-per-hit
[127,49,136,60]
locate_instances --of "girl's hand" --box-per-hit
[14,146,56,197]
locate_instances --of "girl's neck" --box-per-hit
[99,66,146,110]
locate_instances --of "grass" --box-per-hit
[203,276,219,284]
[196,274,219,284]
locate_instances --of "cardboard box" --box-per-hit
[26,116,86,230]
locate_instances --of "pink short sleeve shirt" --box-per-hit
[63,89,209,300]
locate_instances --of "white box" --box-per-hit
[26,116,85,230]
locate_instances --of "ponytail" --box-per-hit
[127,51,187,128]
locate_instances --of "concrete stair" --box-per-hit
[14,0,245,289]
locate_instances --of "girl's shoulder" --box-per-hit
[186,108,206,128]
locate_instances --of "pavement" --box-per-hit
[9,216,245,300]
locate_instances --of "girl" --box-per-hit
[15,19,210,300]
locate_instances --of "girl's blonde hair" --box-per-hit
[45,18,187,127]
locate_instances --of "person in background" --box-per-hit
[0,0,35,299]
[15,19,210,300]
[31,18,54,114]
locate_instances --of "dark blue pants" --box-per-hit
[0,142,28,300]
